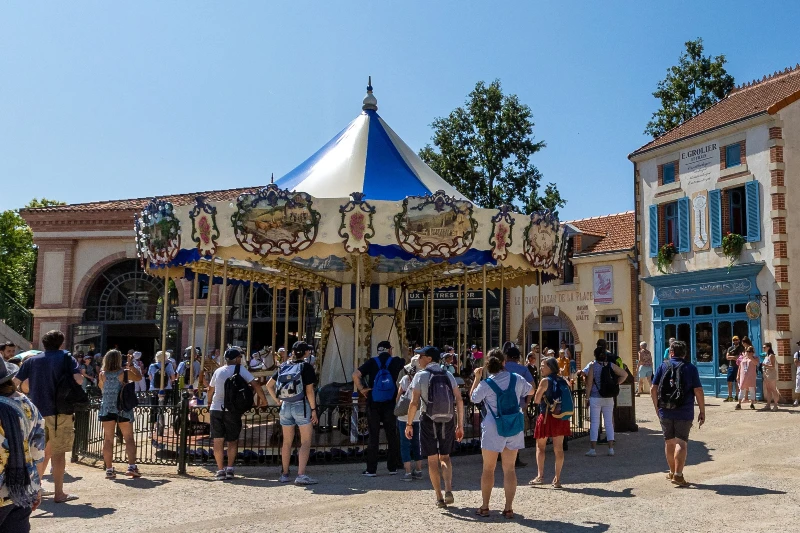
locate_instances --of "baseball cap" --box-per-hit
[277,347,286,353]
[416,346,441,362]
[377,340,392,353]
[224,347,243,360]
[506,346,521,360]
[292,341,312,355]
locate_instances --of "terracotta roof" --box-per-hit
[566,211,635,254]
[20,186,261,213]
[630,64,800,157]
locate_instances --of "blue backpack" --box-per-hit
[276,361,305,402]
[545,376,574,421]
[370,356,396,403]
[484,374,524,437]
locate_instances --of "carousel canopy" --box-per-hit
[275,81,464,201]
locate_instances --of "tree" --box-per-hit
[645,38,735,138]
[0,198,64,308]
[420,80,565,215]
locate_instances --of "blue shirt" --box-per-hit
[16,350,80,417]
[504,361,533,384]
[652,357,702,421]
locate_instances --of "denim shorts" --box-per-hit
[279,400,312,427]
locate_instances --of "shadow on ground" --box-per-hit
[444,506,610,532]
[33,502,116,519]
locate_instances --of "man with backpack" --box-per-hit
[207,347,267,481]
[353,340,404,477]
[148,351,176,394]
[651,340,704,487]
[14,330,83,504]
[177,347,201,390]
[406,346,465,508]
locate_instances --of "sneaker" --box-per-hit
[412,470,424,480]
[294,474,318,485]
[750,403,756,410]
[401,472,413,482]
[362,470,377,477]
[444,491,454,505]
[126,466,141,479]
[585,449,597,457]
[671,473,689,487]
[724,397,732,402]
[215,470,227,481]
[794,400,799,407]
[436,499,447,508]
[772,406,779,412]
[225,468,235,480]
[388,470,398,476]
[279,472,291,483]
[105,468,116,480]
[735,404,742,410]
[607,448,615,457]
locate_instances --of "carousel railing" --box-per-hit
[73,388,589,472]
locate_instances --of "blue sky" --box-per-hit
[2,1,799,221]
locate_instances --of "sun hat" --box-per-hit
[404,354,420,373]
[0,360,20,385]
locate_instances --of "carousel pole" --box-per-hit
[354,254,362,369]
[299,288,306,342]
[284,285,290,351]
[189,271,200,388]
[159,270,170,392]
[522,282,527,352]
[482,264,487,357]
[463,269,469,363]
[456,282,461,373]
[429,277,435,346]
[422,289,428,346]
[538,271,543,364]
[199,259,215,393]
[499,264,504,345]
[219,259,229,357]
[246,277,254,361]
[271,285,278,353]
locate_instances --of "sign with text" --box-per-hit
[593,266,613,305]
[408,288,499,308]
[691,190,710,251]
[680,142,719,187]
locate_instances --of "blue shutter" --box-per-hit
[677,197,690,253]
[334,286,343,308]
[709,189,722,248]
[745,180,761,242]
[648,205,659,258]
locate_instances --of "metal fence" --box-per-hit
[74,387,588,473]
[0,287,33,342]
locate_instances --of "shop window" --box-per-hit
[193,279,209,299]
[695,322,714,363]
[695,306,712,316]
[729,187,747,237]
[717,304,731,314]
[664,202,679,248]
[604,332,618,357]
[725,143,742,168]
[664,308,676,318]
[662,162,676,185]
[678,307,691,317]
[677,323,692,352]
[603,315,618,323]
[562,237,575,284]
[664,324,676,342]
[734,303,747,313]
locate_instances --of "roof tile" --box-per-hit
[567,211,635,254]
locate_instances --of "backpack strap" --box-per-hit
[124,370,129,384]
[234,363,241,377]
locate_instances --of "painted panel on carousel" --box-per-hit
[339,192,376,253]
[231,184,321,256]
[394,190,477,259]
[523,210,561,269]
[189,196,220,257]
[135,199,181,267]
[490,205,515,261]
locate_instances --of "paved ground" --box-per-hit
[36,396,800,533]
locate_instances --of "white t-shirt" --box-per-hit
[397,374,421,423]
[410,363,459,414]
[471,371,532,428]
[209,364,256,412]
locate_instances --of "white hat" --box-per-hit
[133,351,142,360]
[404,354,420,374]
[278,347,286,353]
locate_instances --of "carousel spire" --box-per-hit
[362,75,378,111]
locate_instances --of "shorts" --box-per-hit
[726,366,738,382]
[660,417,692,441]
[480,420,525,453]
[637,365,653,379]
[210,410,243,442]
[44,415,75,454]
[420,415,455,457]
[98,413,132,423]
[279,400,312,427]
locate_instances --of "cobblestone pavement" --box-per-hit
[36,397,800,533]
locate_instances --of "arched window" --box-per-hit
[84,260,177,323]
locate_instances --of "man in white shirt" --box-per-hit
[207,347,267,481]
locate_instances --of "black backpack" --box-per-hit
[657,361,686,410]
[152,363,170,389]
[117,370,139,412]
[598,362,620,398]
[55,353,90,415]
[183,361,192,384]
[223,364,254,414]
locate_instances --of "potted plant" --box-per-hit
[722,232,745,271]
[656,242,677,274]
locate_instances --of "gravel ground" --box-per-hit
[35,396,800,533]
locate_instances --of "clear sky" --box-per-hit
[2,1,799,221]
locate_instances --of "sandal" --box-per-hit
[476,506,490,517]
[528,476,544,485]
[502,509,515,519]
[552,478,562,489]
[436,499,447,509]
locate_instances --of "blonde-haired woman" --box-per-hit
[99,349,143,479]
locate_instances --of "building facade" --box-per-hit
[508,212,637,371]
[630,66,800,400]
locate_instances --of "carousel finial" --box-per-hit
[362,76,378,111]
[270,172,274,184]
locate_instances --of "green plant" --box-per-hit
[722,232,745,271]
[656,242,678,274]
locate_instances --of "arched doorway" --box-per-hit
[78,259,178,366]
[517,306,581,365]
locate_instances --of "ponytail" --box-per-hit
[486,348,505,374]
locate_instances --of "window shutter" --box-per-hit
[648,204,659,258]
[709,189,722,248]
[745,180,761,242]
[677,197,690,253]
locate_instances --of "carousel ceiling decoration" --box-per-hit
[339,192,376,253]
[490,204,515,261]
[523,209,561,269]
[135,199,181,267]
[189,196,220,257]
[394,191,477,259]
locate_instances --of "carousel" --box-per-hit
[136,80,565,405]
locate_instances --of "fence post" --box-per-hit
[177,391,190,474]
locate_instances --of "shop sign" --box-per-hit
[680,141,719,187]
[408,288,499,308]
[593,266,613,305]
[617,384,633,407]
[576,305,590,321]
[656,279,752,301]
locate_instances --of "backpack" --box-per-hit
[183,361,192,384]
[371,356,396,403]
[598,362,620,398]
[425,368,455,423]
[276,361,306,402]
[545,376,574,420]
[152,363,169,389]
[55,353,89,415]
[657,361,686,410]
[223,364,254,414]
[484,374,524,437]
[117,370,139,412]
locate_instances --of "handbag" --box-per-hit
[394,386,411,417]
[118,370,139,412]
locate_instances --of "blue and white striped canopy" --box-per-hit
[275,86,467,202]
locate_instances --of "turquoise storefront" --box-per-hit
[644,262,765,398]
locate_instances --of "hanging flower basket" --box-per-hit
[656,243,677,274]
[722,232,745,271]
